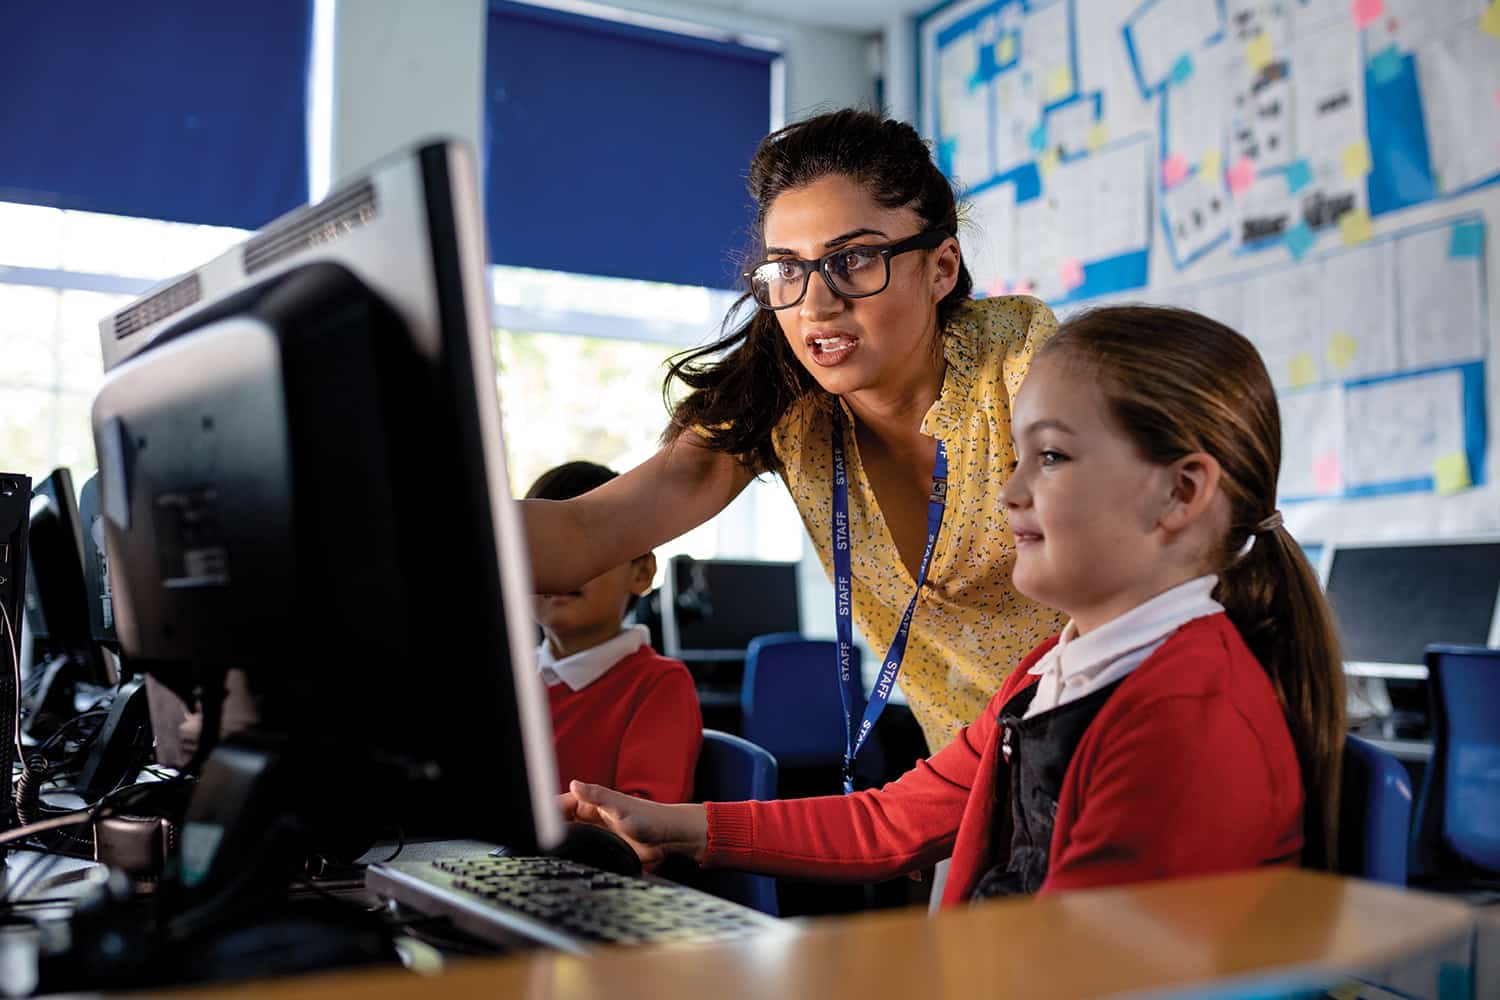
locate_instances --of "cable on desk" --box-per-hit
[0,774,191,850]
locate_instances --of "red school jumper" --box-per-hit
[703,614,1304,904]
[549,645,703,804]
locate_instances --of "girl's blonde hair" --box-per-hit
[1040,305,1345,868]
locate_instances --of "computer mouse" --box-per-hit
[551,822,644,877]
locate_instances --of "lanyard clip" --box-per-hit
[842,760,855,794]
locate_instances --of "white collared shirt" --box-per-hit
[1022,576,1224,720]
[536,624,651,692]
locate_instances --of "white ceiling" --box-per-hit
[665,0,932,34]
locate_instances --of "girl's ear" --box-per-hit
[1157,452,1222,534]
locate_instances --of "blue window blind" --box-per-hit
[0,4,311,230]
[486,2,775,289]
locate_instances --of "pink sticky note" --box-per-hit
[1014,279,1035,295]
[1227,156,1256,195]
[1352,0,1384,29]
[986,277,1010,296]
[1162,151,1190,188]
[1312,451,1341,493]
[1059,257,1085,291]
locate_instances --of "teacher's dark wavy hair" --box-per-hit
[663,109,974,474]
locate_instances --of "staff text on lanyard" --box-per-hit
[831,409,948,793]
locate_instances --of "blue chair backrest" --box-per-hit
[741,633,858,767]
[1412,645,1500,878]
[1339,734,1412,885]
[688,729,779,916]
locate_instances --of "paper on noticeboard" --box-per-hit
[1279,385,1345,497]
[1343,369,1466,488]
[1126,0,1224,92]
[1164,170,1231,263]
[1320,241,1400,381]
[1414,18,1500,194]
[1244,265,1324,390]
[1164,40,1230,163]
[964,182,1019,295]
[1397,224,1487,369]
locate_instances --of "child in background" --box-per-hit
[561,306,1346,901]
[527,461,702,803]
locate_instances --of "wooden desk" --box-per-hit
[174,870,1476,1000]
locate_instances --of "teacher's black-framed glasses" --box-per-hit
[745,228,953,310]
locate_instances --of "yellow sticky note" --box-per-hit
[1046,65,1073,101]
[998,34,1016,64]
[1247,32,1274,73]
[1289,352,1317,388]
[1327,331,1359,371]
[1039,148,1060,179]
[1342,140,1373,179]
[1434,452,1472,495]
[1086,122,1108,153]
[1481,0,1500,38]
[1201,150,1223,179]
[1340,207,1374,246]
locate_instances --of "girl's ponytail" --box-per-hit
[1217,521,1345,868]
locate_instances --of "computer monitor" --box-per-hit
[91,140,561,905]
[77,473,119,654]
[21,469,110,713]
[1321,538,1500,680]
[0,472,30,837]
[0,473,28,660]
[660,556,801,660]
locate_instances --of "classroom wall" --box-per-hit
[917,0,1500,546]
[607,0,874,122]
[329,0,489,188]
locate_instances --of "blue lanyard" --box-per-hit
[831,409,948,794]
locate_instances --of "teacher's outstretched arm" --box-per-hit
[520,432,755,595]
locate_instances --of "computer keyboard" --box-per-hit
[366,853,783,953]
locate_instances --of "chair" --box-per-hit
[677,729,779,916]
[739,635,887,918]
[741,633,865,769]
[1339,734,1412,885]
[1410,645,1500,886]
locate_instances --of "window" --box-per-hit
[0,200,247,483]
[491,265,804,576]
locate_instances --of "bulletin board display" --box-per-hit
[917,0,1500,538]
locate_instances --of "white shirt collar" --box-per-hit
[1023,576,1223,717]
[536,624,650,692]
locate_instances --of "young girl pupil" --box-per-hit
[562,306,1347,901]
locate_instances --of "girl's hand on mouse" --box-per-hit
[559,781,709,866]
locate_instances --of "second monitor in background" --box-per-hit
[1323,537,1500,751]
[23,468,112,738]
[658,556,801,662]
[1322,538,1500,680]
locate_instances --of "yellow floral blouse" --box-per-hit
[770,295,1069,751]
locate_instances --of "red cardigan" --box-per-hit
[704,614,1303,905]
[549,644,703,803]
